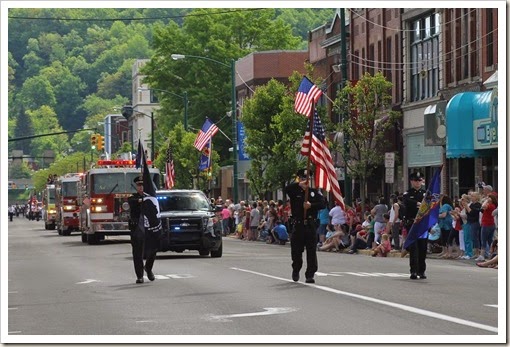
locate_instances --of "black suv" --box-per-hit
[156,190,222,257]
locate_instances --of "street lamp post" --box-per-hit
[171,54,238,203]
[121,105,155,161]
[138,87,189,131]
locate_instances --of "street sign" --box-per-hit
[385,167,394,183]
[384,152,395,167]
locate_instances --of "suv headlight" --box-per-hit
[204,217,215,235]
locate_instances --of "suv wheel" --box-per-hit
[199,249,210,256]
[210,243,223,258]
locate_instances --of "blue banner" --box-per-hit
[237,121,250,161]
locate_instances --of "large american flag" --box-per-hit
[300,110,345,210]
[294,77,323,118]
[194,118,219,151]
[164,144,175,189]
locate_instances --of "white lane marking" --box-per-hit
[230,267,498,334]
[164,274,194,279]
[76,279,99,284]
[205,307,298,323]
[136,320,155,323]
[316,272,343,277]
[484,304,498,308]
[8,331,22,334]
[8,291,18,294]
[330,272,409,278]
[8,308,18,310]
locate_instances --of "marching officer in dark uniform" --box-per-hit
[402,171,427,279]
[128,175,161,284]
[284,169,326,284]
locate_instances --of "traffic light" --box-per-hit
[96,135,104,151]
[90,133,98,149]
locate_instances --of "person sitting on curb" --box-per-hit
[270,219,289,245]
[372,233,391,257]
[318,224,345,252]
[348,224,368,254]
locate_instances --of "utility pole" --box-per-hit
[340,8,351,206]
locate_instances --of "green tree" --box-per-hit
[8,162,32,179]
[153,123,219,190]
[242,78,306,198]
[12,107,35,153]
[334,72,401,203]
[143,8,302,167]
[27,105,70,161]
[18,75,56,110]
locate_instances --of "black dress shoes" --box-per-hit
[292,271,299,282]
[410,273,418,280]
[145,266,155,281]
[136,278,144,284]
[418,273,427,279]
[305,278,315,284]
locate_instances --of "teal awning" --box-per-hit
[445,91,493,158]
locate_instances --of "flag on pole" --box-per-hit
[295,76,323,118]
[135,139,143,169]
[300,110,345,210]
[165,143,175,189]
[403,166,443,249]
[194,118,219,151]
[138,140,157,197]
[198,139,212,172]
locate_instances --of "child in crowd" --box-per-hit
[372,233,391,257]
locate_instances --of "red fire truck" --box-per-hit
[55,173,82,236]
[78,159,161,245]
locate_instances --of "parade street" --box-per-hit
[6,217,500,343]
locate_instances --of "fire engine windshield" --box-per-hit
[62,182,78,196]
[91,172,160,194]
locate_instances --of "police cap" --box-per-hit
[296,169,312,178]
[409,171,423,181]
[133,175,143,184]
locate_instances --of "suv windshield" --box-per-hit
[157,192,211,212]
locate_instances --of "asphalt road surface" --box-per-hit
[5,217,502,344]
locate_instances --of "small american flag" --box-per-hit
[295,77,323,118]
[300,110,345,210]
[194,118,219,151]
[165,144,175,189]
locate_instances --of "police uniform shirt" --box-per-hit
[402,187,426,221]
[284,182,325,220]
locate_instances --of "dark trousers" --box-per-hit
[131,230,159,279]
[351,238,367,252]
[291,221,318,279]
[409,238,428,275]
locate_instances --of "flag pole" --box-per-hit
[208,139,212,198]
[303,104,315,221]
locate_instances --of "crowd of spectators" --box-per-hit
[212,182,498,269]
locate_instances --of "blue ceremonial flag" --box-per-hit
[403,166,443,249]
[198,139,212,172]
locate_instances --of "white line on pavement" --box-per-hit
[205,307,299,323]
[230,267,498,334]
[484,304,498,308]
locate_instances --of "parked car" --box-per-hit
[156,190,222,257]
